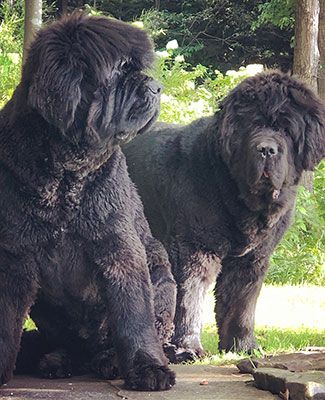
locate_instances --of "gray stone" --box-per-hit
[237,351,325,374]
[253,367,325,400]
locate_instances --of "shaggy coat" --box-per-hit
[0,15,176,391]
[124,71,325,360]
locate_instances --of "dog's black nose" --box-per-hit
[257,141,278,158]
[147,79,163,95]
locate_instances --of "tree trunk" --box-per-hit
[23,0,42,64]
[293,0,320,91]
[318,0,325,101]
[293,0,320,191]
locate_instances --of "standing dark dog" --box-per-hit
[0,15,176,391]
[124,71,325,360]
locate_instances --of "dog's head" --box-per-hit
[214,71,325,210]
[19,14,160,149]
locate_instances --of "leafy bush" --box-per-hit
[151,42,263,123]
[267,162,325,286]
[253,0,295,30]
[0,1,23,108]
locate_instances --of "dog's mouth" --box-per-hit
[120,109,159,144]
[137,109,159,135]
[250,170,282,202]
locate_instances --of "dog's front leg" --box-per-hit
[215,252,266,353]
[169,241,220,362]
[0,252,38,385]
[90,234,175,391]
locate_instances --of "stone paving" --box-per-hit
[0,365,279,400]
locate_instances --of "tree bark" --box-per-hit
[293,0,320,91]
[23,0,42,64]
[293,0,320,191]
[318,0,325,101]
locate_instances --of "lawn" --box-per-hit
[199,285,325,365]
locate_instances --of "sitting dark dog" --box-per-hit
[124,71,325,360]
[0,14,177,391]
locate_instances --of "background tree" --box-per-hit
[23,0,42,63]
[318,0,325,100]
[293,0,319,91]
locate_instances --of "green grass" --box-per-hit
[196,284,325,366]
[200,324,325,366]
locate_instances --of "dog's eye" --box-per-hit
[120,59,133,73]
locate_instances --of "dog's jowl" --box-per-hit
[124,71,325,361]
[0,14,176,391]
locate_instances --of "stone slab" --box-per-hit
[0,365,280,400]
[237,350,325,374]
[253,368,325,400]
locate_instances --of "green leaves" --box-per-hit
[268,162,325,286]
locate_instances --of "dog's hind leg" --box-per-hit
[170,241,220,362]
[144,236,177,345]
[0,252,38,385]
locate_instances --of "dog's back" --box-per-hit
[124,116,213,240]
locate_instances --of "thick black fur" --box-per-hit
[124,71,325,360]
[0,14,176,390]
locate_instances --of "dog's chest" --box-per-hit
[0,171,112,250]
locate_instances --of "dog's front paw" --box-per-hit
[164,343,199,363]
[91,349,120,380]
[126,364,175,391]
[38,350,72,379]
[125,350,175,391]
[170,335,205,363]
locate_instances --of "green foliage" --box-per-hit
[151,43,263,123]
[267,162,325,286]
[89,1,294,72]
[253,0,295,30]
[0,1,24,108]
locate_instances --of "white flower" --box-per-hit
[225,69,237,77]
[156,50,170,58]
[166,39,179,50]
[246,64,264,75]
[184,80,195,90]
[175,55,185,63]
[7,53,20,65]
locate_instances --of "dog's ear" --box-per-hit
[28,57,83,132]
[289,85,325,171]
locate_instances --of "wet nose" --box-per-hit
[257,141,278,158]
[147,79,163,95]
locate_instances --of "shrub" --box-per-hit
[267,161,325,286]
[0,1,23,108]
[151,41,263,123]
